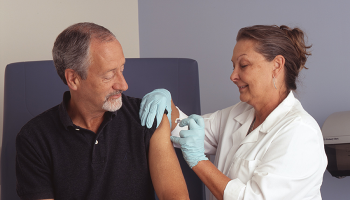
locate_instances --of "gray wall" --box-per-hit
[139,1,350,199]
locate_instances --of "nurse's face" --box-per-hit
[230,39,275,107]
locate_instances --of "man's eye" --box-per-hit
[241,65,248,68]
[103,75,114,81]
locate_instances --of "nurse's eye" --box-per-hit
[240,65,248,69]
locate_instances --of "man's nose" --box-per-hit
[113,73,128,91]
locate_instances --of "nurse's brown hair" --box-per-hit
[236,25,312,92]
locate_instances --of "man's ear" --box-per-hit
[65,69,80,90]
[273,55,285,77]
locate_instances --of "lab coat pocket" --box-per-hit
[228,156,261,184]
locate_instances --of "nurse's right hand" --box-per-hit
[170,115,208,168]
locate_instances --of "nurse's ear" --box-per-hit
[272,55,285,78]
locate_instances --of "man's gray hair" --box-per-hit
[52,22,116,85]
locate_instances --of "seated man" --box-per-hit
[16,22,189,200]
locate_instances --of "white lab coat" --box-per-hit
[172,91,327,200]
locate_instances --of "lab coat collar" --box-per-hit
[260,91,295,133]
[234,105,254,125]
[234,91,295,134]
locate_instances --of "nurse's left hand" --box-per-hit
[170,114,208,168]
[140,89,172,129]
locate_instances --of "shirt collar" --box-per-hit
[234,91,295,134]
[59,91,74,130]
[58,91,117,130]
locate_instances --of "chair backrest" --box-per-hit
[1,58,204,200]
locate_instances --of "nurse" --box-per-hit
[140,25,327,200]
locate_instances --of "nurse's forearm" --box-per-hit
[170,100,179,131]
[192,160,231,200]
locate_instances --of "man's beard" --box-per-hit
[102,90,123,112]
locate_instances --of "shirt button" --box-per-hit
[75,128,80,131]
[95,140,98,144]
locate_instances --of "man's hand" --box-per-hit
[170,114,208,168]
[140,89,172,129]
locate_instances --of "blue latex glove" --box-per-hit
[170,114,208,168]
[139,88,172,129]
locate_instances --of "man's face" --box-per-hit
[77,38,128,113]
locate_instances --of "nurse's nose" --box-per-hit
[230,68,239,84]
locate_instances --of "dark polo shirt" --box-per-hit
[16,91,157,200]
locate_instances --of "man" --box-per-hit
[16,22,189,200]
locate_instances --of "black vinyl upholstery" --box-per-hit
[1,58,205,200]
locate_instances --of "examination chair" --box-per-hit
[1,58,205,200]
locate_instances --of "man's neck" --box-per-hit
[67,97,105,134]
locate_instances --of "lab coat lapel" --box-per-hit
[223,107,255,175]
[233,108,256,145]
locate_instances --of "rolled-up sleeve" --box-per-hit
[171,107,188,148]
[171,107,221,154]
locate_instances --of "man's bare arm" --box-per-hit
[170,100,179,131]
[148,114,189,200]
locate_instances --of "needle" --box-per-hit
[175,117,210,123]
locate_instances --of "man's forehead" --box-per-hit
[90,39,124,58]
[87,39,125,73]
[90,37,121,49]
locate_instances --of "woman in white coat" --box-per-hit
[140,25,327,200]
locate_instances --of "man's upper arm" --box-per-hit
[148,115,189,200]
[16,132,54,199]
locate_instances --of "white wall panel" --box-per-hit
[0,0,140,172]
